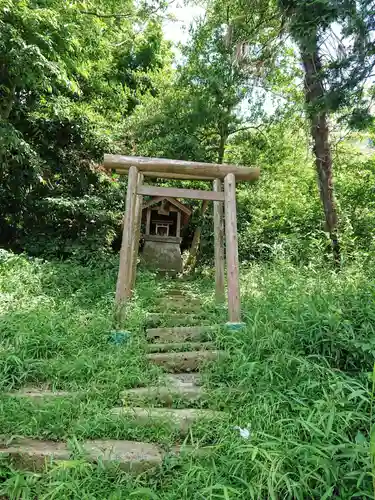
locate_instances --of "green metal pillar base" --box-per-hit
[225,322,246,331]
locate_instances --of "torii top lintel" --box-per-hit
[104,154,259,182]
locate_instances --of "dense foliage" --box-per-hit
[0,0,374,264]
[0,0,171,259]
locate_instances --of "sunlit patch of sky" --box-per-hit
[163,3,205,46]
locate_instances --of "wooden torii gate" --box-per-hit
[104,154,259,325]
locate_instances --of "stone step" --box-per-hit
[146,326,215,343]
[150,305,202,314]
[0,438,162,474]
[146,350,226,372]
[150,298,203,313]
[164,289,190,296]
[7,388,74,399]
[120,373,202,405]
[121,384,203,405]
[145,314,210,328]
[146,341,215,353]
[164,295,186,301]
[110,407,226,433]
[155,296,200,304]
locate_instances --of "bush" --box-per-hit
[20,196,121,261]
[0,103,125,260]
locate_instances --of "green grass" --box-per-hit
[0,250,374,498]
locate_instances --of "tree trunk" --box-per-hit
[217,132,227,164]
[301,39,340,265]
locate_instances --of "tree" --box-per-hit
[0,0,172,258]
[277,0,341,263]
[205,0,375,264]
[178,22,264,164]
[127,16,273,162]
[126,18,272,263]
[278,0,375,264]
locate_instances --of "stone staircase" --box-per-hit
[0,285,227,474]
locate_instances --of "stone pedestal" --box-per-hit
[142,235,182,275]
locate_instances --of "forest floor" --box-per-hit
[0,251,373,499]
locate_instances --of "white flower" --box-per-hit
[233,426,251,439]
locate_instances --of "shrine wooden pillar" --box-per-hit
[130,172,144,292]
[224,173,241,323]
[176,211,181,238]
[213,179,225,302]
[116,165,138,306]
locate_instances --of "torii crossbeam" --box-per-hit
[104,154,260,325]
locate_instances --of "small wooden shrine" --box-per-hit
[141,197,192,274]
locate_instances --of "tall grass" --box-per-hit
[0,250,373,498]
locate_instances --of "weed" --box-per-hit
[0,253,373,498]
